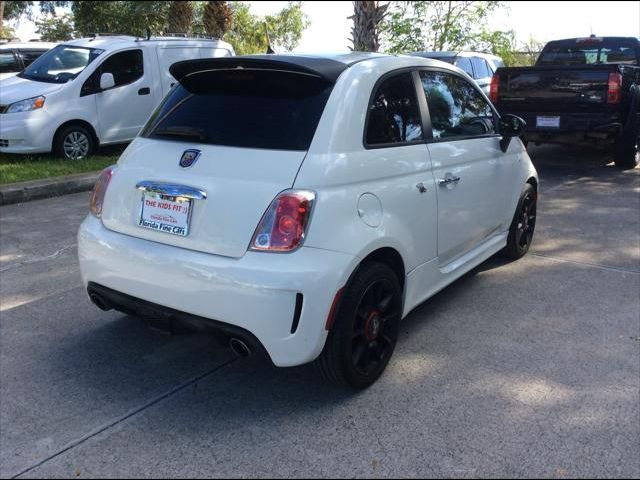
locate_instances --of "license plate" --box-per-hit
[139,192,192,237]
[536,116,560,128]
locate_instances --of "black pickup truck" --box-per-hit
[491,36,640,168]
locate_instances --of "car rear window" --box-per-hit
[538,40,639,65]
[142,69,333,151]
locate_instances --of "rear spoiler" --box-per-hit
[170,55,349,84]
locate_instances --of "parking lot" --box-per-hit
[0,144,638,478]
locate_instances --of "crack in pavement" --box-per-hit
[529,252,640,275]
[11,358,238,479]
[0,244,77,273]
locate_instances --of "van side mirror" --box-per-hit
[99,72,116,91]
[499,114,526,152]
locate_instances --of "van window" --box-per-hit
[0,51,20,73]
[470,57,490,78]
[420,71,495,140]
[18,49,46,68]
[100,49,143,87]
[142,69,333,151]
[19,45,103,83]
[454,57,474,77]
[365,72,423,147]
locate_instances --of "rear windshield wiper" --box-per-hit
[151,127,206,141]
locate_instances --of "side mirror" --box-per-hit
[499,114,526,152]
[99,72,115,91]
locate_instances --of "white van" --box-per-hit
[0,35,234,159]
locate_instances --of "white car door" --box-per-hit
[419,69,516,266]
[88,48,155,143]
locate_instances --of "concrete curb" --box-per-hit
[0,171,99,206]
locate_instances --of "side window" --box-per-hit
[0,50,20,73]
[420,71,496,140]
[100,49,144,87]
[365,72,423,146]
[470,57,490,78]
[485,59,495,74]
[18,50,46,68]
[455,57,474,77]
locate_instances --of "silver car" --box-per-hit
[411,51,505,95]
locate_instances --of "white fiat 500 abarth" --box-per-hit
[78,53,538,388]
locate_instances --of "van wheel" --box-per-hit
[503,183,537,260]
[614,130,639,170]
[316,262,402,389]
[54,125,95,160]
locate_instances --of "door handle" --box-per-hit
[136,181,207,200]
[438,174,461,186]
[138,87,150,95]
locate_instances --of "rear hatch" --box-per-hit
[495,64,617,114]
[100,62,336,258]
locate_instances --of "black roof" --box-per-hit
[170,55,352,84]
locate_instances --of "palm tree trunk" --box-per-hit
[203,1,233,39]
[349,1,388,52]
[167,1,193,35]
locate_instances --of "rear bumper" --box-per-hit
[500,110,623,144]
[78,215,359,367]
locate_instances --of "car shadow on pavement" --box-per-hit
[2,249,638,477]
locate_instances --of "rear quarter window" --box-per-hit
[142,69,333,151]
[365,72,423,147]
[0,50,20,73]
[18,49,47,67]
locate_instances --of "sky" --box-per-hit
[9,1,640,51]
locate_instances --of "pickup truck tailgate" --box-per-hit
[497,66,612,113]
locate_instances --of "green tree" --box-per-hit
[1,0,68,37]
[349,1,388,52]
[222,1,308,55]
[381,1,504,54]
[72,1,169,37]
[2,1,69,22]
[470,29,517,65]
[35,12,75,41]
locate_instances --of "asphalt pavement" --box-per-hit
[1,145,638,478]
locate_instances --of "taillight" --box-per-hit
[607,72,622,104]
[250,190,315,252]
[490,74,500,104]
[89,165,115,217]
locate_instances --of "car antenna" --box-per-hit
[146,27,151,41]
[264,23,275,54]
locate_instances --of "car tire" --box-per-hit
[503,183,537,260]
[54,124,95,160]
[315,261,402,389]
[614,129,639,170]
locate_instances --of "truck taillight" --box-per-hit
[250,190,315,252]
[490,74,500,104]
[89,165,115,217]
[607,72,622,104]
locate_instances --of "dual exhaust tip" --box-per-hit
[89,292,112,311]
[88,290,252,358]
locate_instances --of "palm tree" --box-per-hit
[167,1,193,35]
[349,1,388,52]
[203,1,232,39]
